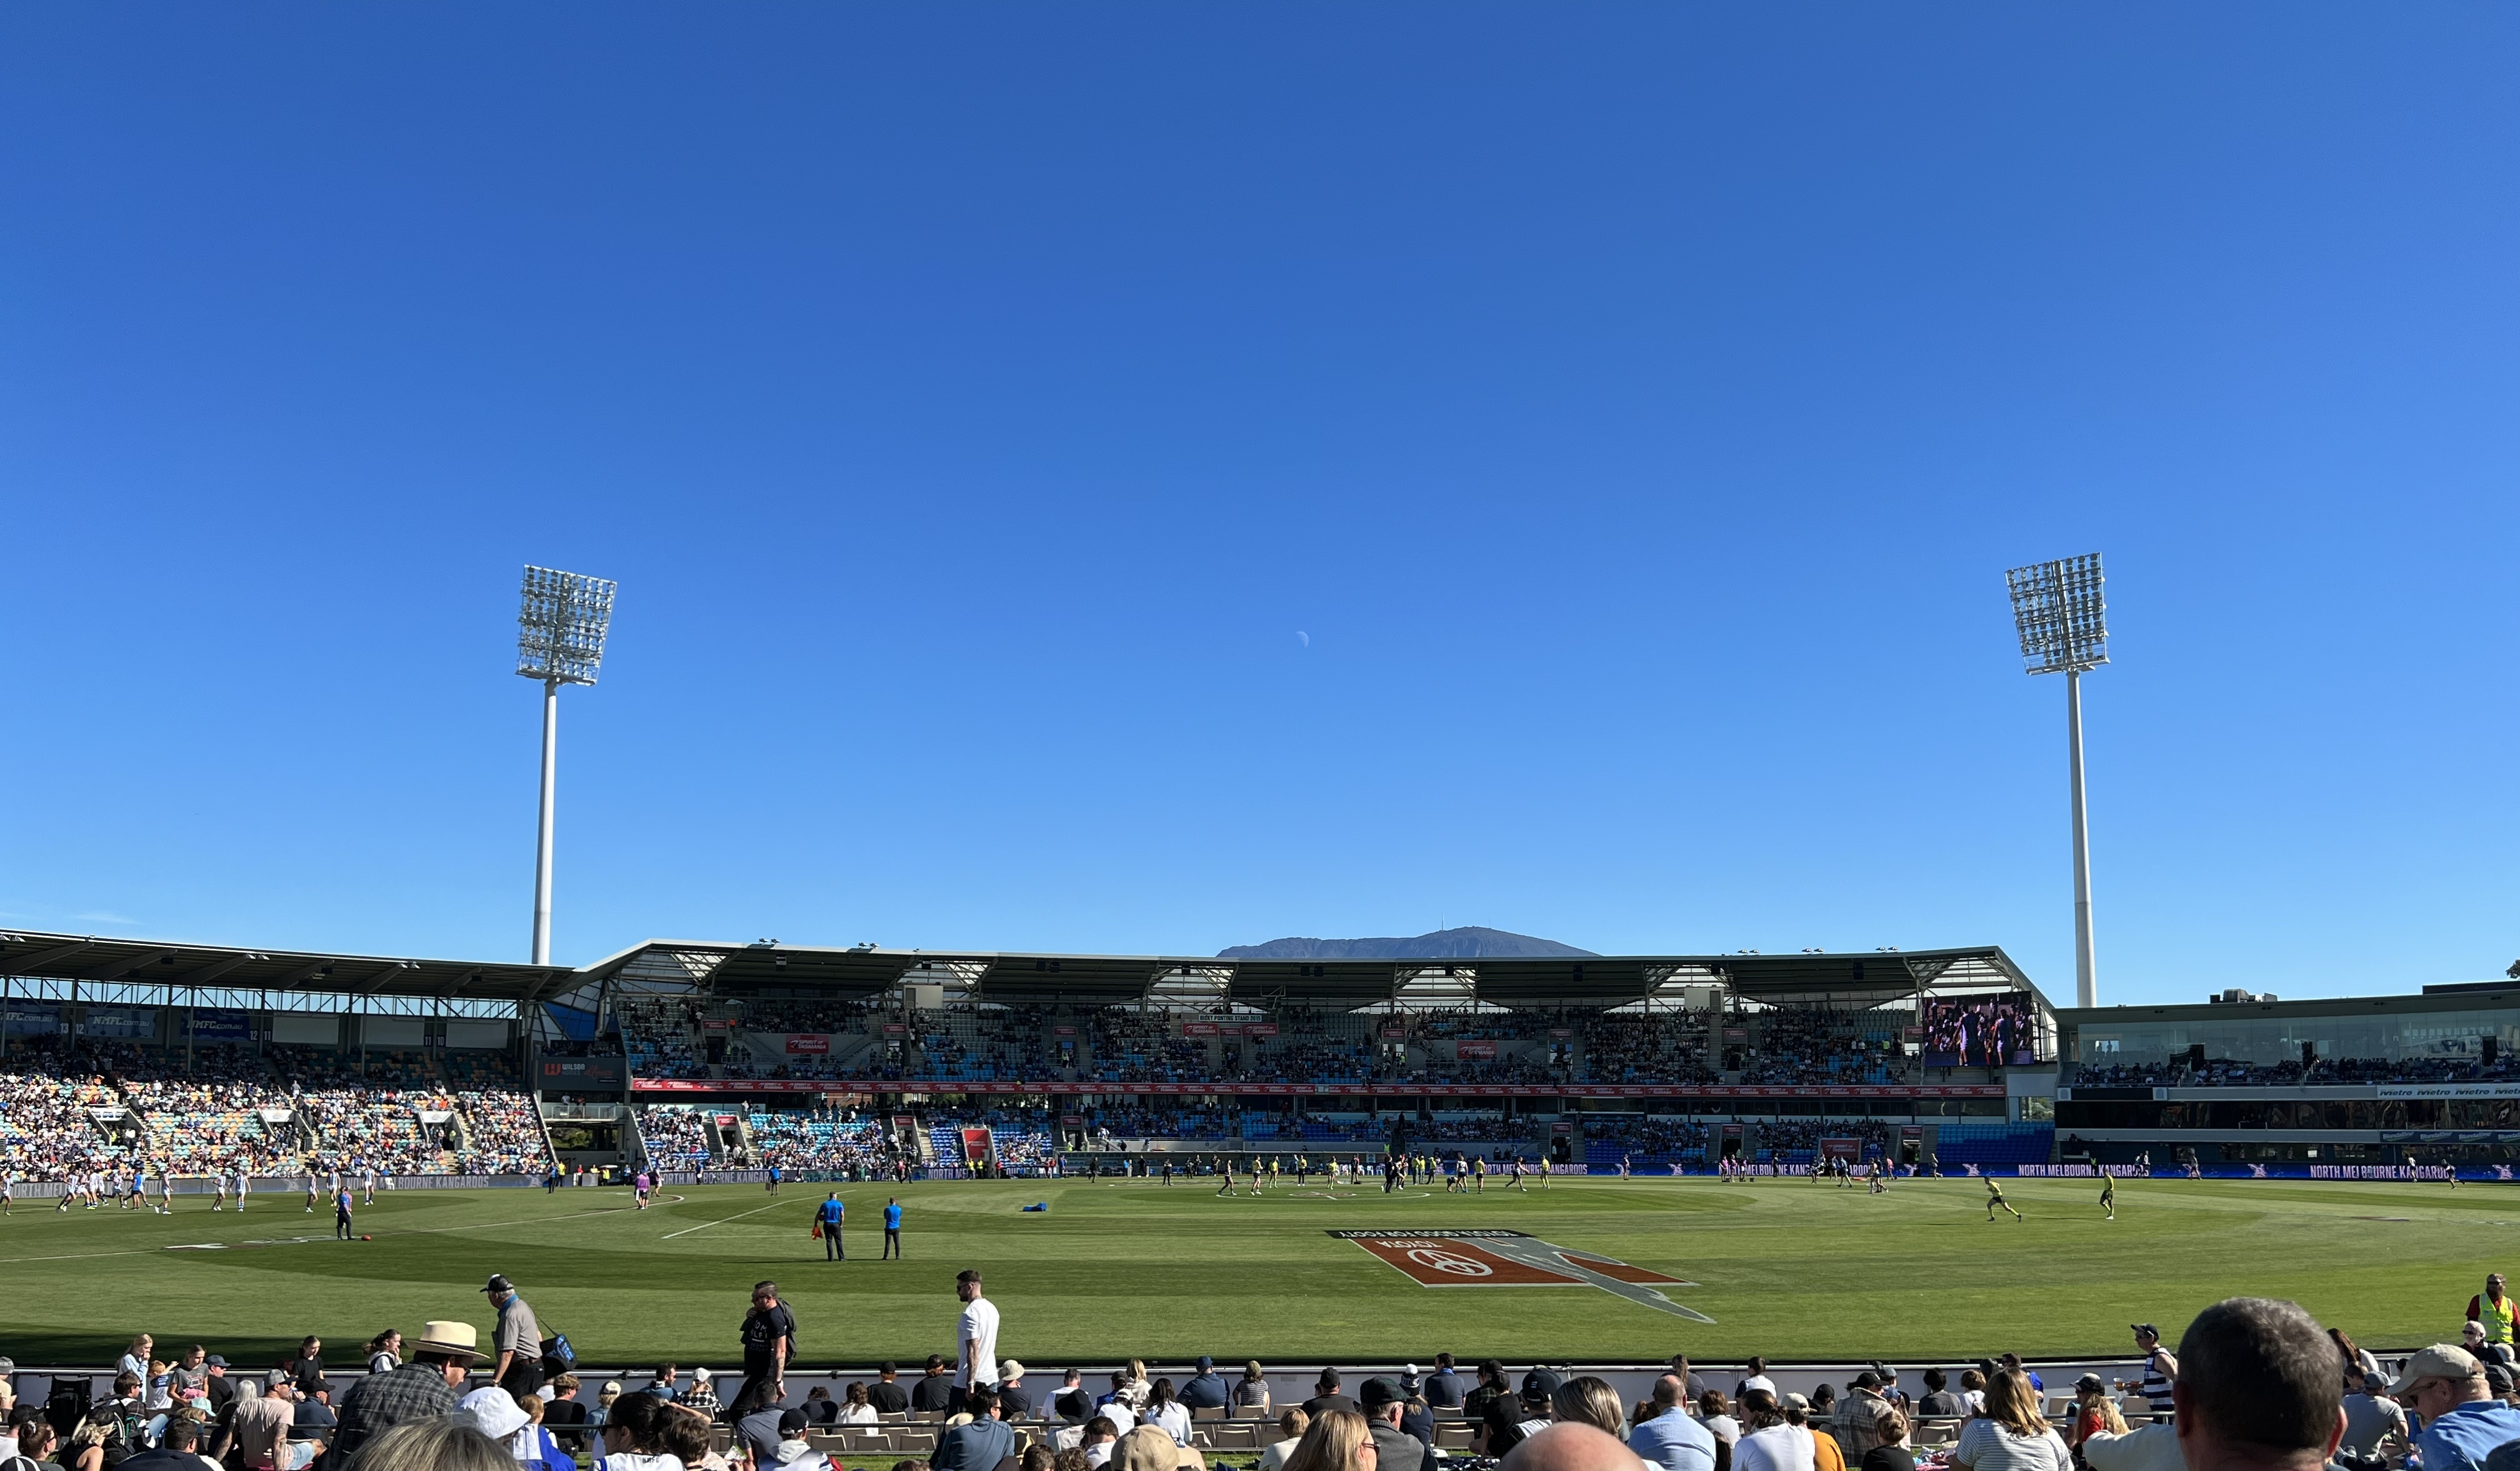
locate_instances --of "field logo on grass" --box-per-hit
[1328,1229,1713,1323]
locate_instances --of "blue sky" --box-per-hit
[2,7,2513,1004]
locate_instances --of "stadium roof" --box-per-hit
[584,939,2044,1010]
[0,931,574,1006]
[0,930,2046,1013]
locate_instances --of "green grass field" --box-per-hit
[1,1175,2504,1368]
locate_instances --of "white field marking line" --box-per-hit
[661,1198,791,1240]
[0,1194,689,1265]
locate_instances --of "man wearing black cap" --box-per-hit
[1360,1378,1427,1471]
[1180,1357,1229,1412]
[1842,1372,1896,1456]
[1521,1368,1564,1408]
[482,1273,546,1400]
[1304,1370,1360,1420]
[2116,1325,2177,1421]
[869,1362,911,1415]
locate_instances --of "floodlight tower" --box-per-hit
[516,566,618,966]
[2005,553,2108,1009]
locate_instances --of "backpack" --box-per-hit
[95,1396,148,1461]
[44,1383,91,1438]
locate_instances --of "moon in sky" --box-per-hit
[1297,631,1309,647]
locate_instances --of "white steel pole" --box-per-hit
[2066,667,2097,1008]
[532,678,559,966]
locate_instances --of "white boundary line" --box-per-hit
[0,1193,691,1265]
[661,1198,789,1240]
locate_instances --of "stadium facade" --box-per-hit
[4,928,2513,1183]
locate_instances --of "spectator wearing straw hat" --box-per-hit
[331,1320,484,1463]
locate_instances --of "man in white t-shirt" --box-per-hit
[955,1268,1001,1410]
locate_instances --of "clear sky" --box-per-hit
[2,7,2512,1005]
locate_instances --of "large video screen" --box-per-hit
[1922,993,2040,1067]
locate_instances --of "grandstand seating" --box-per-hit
[0,1037,552,1182]
[638,1105,716,1168]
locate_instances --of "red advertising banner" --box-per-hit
[1381,1027,1408,1040]
[786,1034,830,1055]
[1457,1041,1498,1060]
[1054,1027,1078,1037]
[1244,1023,1279,1038]
[882,1023,906,1037]
[1548,1028,1574,1039]
[1181,1022,1220,1037]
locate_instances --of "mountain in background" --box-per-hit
[1218,926,1598,960]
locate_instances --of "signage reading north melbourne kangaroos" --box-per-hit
[1327,1229,1715,1323]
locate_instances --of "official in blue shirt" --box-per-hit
[818,1193,846,1261]
[2401,1344,2520,1471]
[1629,1380,1716,1471]
[883,1198,904,1260]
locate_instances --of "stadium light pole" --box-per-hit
[516,566,618,967]
[2005,553,2108,1010]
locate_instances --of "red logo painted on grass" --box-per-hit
[1327,1230,1713,1322]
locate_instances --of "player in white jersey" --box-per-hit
[235,1168,250,1210]
[306,1173,321,1212]
[1,1171,12,1213]
[86,1168,104,1208]
[362,1167,376,1205]
[211,1170,229,1210]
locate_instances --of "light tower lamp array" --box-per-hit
[516,565,618,967]
[2004,553,2108,1010]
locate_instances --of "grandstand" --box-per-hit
[0,933,558,1187]
[12,928,2520,1186]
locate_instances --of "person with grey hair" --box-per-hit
[2393,1342,2520,1471]
[2176,1298,2347,1471]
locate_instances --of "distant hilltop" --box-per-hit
[1217,926,1598,960]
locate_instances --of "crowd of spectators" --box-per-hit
[638,1107,718,1168]
[2074,1053,2520,1088]
[0,1039,551,1185]
[6,1266,2500,1471]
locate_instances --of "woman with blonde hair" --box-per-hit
[1118,1360,1154,1412]
[1283,1408,1378,1471]
[1951,1370,2070,1471]
[2064,1375,2126,1458]
[1550,1377,1625,1436]
[65,1417,113,1471]
[1235,1362,1272,1417]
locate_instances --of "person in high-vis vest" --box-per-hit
[2468,1274,2517,1346]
